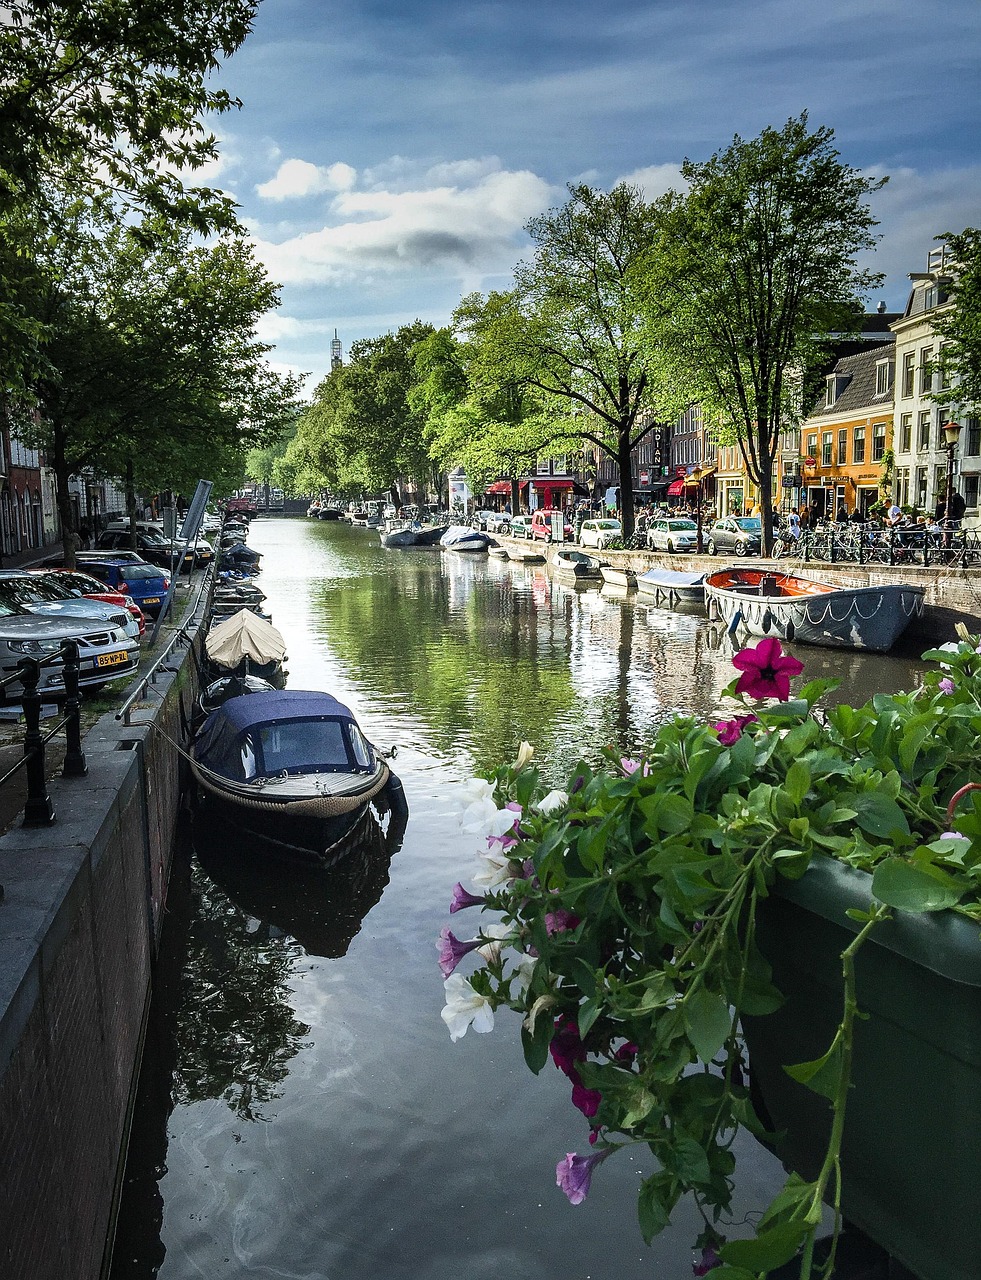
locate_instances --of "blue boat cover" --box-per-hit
[204,689,356,734]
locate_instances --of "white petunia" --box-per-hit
[511,954,537,993]
[536,789,569,814]
[472,850,516,890]
[459,777,497,806]
[515,741,535,769]
[441,973,495,1041]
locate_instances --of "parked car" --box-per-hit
[579,518,622,549]
[647,518,700,553]
[0,607,139,702]
[706,517,763,557]
[508,514,534,538]
[530,510,574,542]
[40,568,146,636]
[0,571,140,641]
[485,512,512,534]
[470,509,498,531]
[68,556,171,618]
[95,528,195,573]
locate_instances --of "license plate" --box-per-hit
[143,597,160,605]
[96,650,129,669]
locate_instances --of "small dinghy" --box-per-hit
[191,689,408,864]
[636,569,705,604]
[198,673,277,717]
[600,565,637,589]
[550,548,602,577]
[703,567,924,652]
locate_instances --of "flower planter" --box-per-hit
[743,856,981,1280]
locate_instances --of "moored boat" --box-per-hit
[600,565,637,589]
[703,567,925,652]
[439,525,490,553]
[550,547,602,577]
[379,524,418,548]
[191,689,408,864]
[205,608,288,683]
[506,545,545,563]
[636,569,705,603]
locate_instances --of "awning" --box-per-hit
[485,479,528,495]
[667,479,685,496]
[532,477,574,489]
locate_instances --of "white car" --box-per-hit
[579,518,622,549]
[0,571,141,641]
[0,610,139,701]
[485,512,512,534]
[647,518,699,553]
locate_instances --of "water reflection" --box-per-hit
[111,520,927,1280]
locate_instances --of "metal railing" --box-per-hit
[0,640,87,830]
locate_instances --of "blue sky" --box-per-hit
[203,0,981,390]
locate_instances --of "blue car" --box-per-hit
[72,556,172,618]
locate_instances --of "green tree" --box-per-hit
[934,228,981,414]
[647,115,884,552]
[0,0,256,386]
[461,185,680,539]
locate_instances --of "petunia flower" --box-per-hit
[731,637,804,701]
[510,954,537,993]
[449,882,486,914]
[549,1016,586,1074]
[437,927,483,978]
[939,677,955,695]
[515,740,535,769]
[711,714,758,745]
[692,1245,722,1275]
[473,850,518,890]
[570,1079,602,1118]
[620,757,651,776]
[556,1148,612,1205]
[536,789,569,814]
[440,973,495,1041]
[545,908,580,936]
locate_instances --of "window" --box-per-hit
[915,467,928,508]
[875,360,894,396]
[919,347,934,395]
[872,423,886,462]
[966,417,981,458]
[837,429,848,465]
[902,353,915,398]
[806,434,817,460]
[853,425,866,464]
[896,467,910,507]
[918,411,931,451]
[899,414,912,453]
[965,475,980,512]
[821,432,833,466]
[825,376,837,408]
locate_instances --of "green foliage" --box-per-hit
[445,635,981,1276]
[933,227,981,414]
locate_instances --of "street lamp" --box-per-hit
[942,420,962,545]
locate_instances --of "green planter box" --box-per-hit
[743,857,981,1280]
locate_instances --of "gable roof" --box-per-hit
[806,346,894,420]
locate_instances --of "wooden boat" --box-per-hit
[506,545,545,563]
[600,565,637,589]
[550,548,601,577]
[191,689,408,865]
[198,673,277,717]
[636,569,705,604]
[703,567,925,652]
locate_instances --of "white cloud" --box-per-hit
[616,163,687,200]
[256,159,358,200]
[251,167,556,286]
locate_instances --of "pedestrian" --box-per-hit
[885,501,903,527]
[835,503,848,523]
[799,504,811,530]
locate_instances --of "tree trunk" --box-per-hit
[510,478,521,515]
[53,421,78,570]
[617,425,635,540]
[125,458,139,546]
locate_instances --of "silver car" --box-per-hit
[0,571,140,640]
[647,518,699,553]
[0,610,139,701]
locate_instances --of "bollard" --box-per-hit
[18,657,55,826]
[60,639,87,777]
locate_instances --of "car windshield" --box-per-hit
[596,520,620,530]
[0,577,59,604]
[667,521,697,531]
[735,518,762,531]
[121,565,165,581]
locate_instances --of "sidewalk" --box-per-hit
[0,540,62,571]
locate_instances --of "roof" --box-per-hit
[806,347,894,420]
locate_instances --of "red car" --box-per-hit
[37,568,146,636]
[530,509,574,542]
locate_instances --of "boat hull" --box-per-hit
[550,549,601,577]
[600,566,636,589]
[704,569,924,652]
[636,570,705,603]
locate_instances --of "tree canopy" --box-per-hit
[645,114,884,549]
[934,228,981,415]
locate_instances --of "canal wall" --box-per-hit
[0,632,203,1280]
[558,545,981,643]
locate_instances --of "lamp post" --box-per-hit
[942,420,962,546]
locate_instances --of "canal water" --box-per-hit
[109,519,924,1280]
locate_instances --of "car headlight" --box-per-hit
[8,638,65,654]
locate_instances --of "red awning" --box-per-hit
[532,477,574,489]
[486,480,511,494]
[667,479,685,496]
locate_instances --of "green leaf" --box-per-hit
[720,1220,809,1271]
[578,995,602,1037]
[841,790,910,838]
[871,859,966,912]
[683,988,731,1063]
[520,1013,552,1075]
[662,1130,711,1184]
[637,1175,671,1243]
[783,1039,843,1101]
[783,760,811,807]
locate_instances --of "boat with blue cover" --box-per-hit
[191,689,407,863]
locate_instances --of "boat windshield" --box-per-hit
[254,717,360,776]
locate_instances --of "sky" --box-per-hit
[202,0,981,391]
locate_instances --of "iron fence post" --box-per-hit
[60,639,87,777]
[19,658,55,826]
[889,528,896,567]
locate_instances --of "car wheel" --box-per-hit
[707,540,717,555]
[666,540,674,553]
[735,541,748,556]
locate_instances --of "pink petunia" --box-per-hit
[556,1148,612,1205]
[545,908,581,936]
[731,637,803,702]
[437,927,482,978]
[939,677,955,695]
[448,882,485,914]
[711,713,758,745]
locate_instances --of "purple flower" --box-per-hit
[693,1245,722,1275]
[556,1148,612,1205]
[449,882,485,914]
[620,757,651,776]
[437,927,482,978]
[549,1016,586,1074]
[545,908,580,936]
[571,774,585,794]
[732,638,804,701]
[571,1079,602,1118]
[939,677,955,695]
[711,713,758,745]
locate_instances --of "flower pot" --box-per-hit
[743,857,981,1280]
